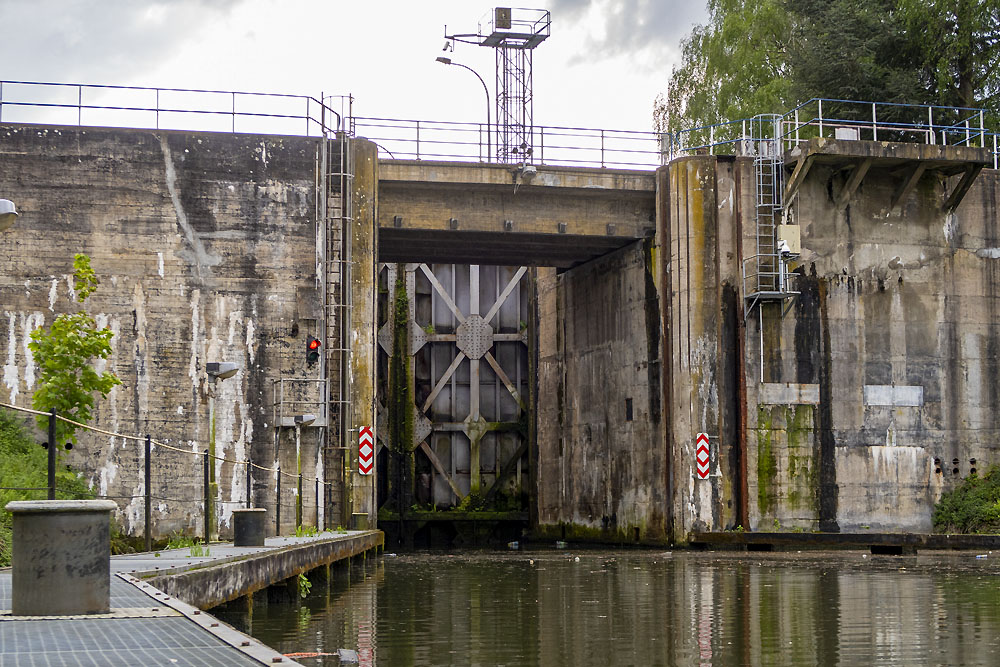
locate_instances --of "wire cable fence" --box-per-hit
[0,401,333,548]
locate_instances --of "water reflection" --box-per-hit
[227,551,1000,666]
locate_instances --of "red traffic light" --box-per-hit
[306,336,321,367]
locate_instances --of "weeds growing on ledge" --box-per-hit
[933,465,1000,533]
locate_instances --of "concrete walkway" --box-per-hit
[0,530,382,666]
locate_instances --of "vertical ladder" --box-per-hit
[319,131,353,525]
[753,114,783,293]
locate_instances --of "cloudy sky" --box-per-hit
[0,0,707,133]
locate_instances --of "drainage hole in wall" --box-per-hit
[953,468,960,475]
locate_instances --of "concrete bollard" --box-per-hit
[6,499,117,616]
[232,508,267,547]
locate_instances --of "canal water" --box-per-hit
[227,549,1000,666]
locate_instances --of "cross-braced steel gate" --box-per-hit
[377,263,529,513]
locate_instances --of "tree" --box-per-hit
[28,254,120,444]
[654,0,792,141]
[900,0,1000,120]
[658,0,999,135]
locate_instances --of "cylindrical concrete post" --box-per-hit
[232,508,267,547]
[6,499,117,615]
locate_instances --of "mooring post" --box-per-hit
[144,434,152,552]
[276,463,282,536]
[46,408,56,500]
[7,499,117,615]
[203,449,210,544]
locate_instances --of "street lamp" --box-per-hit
[206,361,239,541]
[0,199,19,232]
[436,57,491,161]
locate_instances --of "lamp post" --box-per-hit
[436,57,491,161]
[0,199,18,232]
[205,361,239,542]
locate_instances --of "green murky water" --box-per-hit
[221,550,1000,666]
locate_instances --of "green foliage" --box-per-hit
[28,254,121,444]
[658,0,1000,134]
[190,543,210,557]
[655,0,792,138]
[335,525,347,534]
[294,524,319,537]
[165,534,198,550]
[0,409,91,566]
[933,465,1000,533]
[297,572,312,598]
[899,0,1000,117]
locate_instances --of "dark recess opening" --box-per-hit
[625,398,633,421]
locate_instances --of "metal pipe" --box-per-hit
[246,459,252,508]
[144,435,151,551]
[276,462,281,536]
[203,450,210,544]
[46,408,56,500]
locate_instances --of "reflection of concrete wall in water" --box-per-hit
[0,124,335,537]
[376,262,529,509]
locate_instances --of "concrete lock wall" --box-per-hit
[663,153,1000,538]
[0,124,373,537]
[535,239,668,543]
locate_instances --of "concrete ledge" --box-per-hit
[134,530,383,609]
[690,531,1000,553]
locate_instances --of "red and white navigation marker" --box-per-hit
[696,432,710,479]
[359,426,374,475]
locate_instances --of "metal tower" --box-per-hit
[445,7,550,164]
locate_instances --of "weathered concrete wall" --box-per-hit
[661,156,750,536]
[662,150,1000,536]
[536,239,667,542]
[0,124,334,537]
[747,163,1000,532]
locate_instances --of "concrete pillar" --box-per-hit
[6,499,117,615]
[232,508,267,546]
[349,138,379,527]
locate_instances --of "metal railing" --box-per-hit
[0,80,343,137]
[349,116,663,169]
[0,401,334,546]
[666,98,1000,169]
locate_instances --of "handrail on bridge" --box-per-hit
[666,97,999,169]
[0,79,344,137]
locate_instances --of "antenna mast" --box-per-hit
[445,7,550,164]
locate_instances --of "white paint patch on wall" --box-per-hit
[863,385,924,407]
[157,252,165,278]
[20,312,44,391]
[189,289,202,390]
[48,278,59,311]
[3,313,19,403]
[133,282,150,435]
[65,273,76,303]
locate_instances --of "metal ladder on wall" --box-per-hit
[317,130,354,526]
[743,114,795,318]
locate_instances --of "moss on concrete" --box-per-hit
[756,407,778,515]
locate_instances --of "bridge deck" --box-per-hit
[378,160,657,268]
